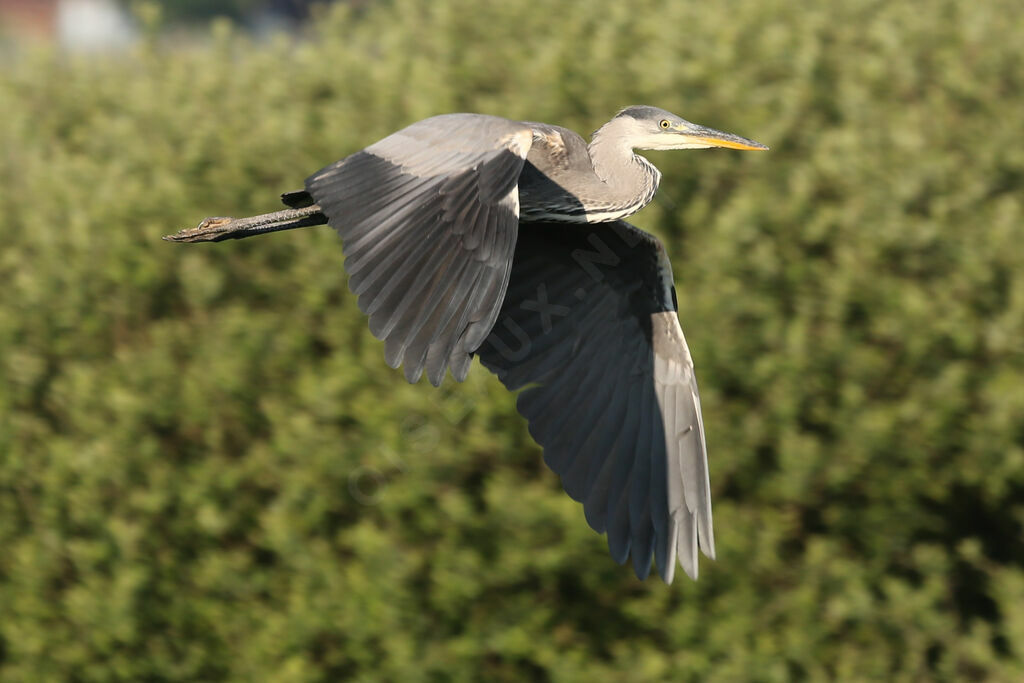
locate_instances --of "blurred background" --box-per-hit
[1,0,1023,680]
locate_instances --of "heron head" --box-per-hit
[612,105,768,152]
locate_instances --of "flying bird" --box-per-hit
[166,106,767,583]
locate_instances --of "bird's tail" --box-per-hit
[163,204,327,243]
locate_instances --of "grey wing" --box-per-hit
[476,221,714,583]
[306,114,534,386]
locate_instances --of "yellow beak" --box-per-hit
[676,123,769,151]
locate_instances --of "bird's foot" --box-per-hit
[163,216,235,243]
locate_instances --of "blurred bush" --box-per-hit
[132,0,266,23]
[1,0,1023,680]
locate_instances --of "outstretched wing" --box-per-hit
[307,114,534,386]
[477,221,714,583]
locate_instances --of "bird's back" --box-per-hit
[516,122,612,223]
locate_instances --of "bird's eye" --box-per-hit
[659,119,671,129]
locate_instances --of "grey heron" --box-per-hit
[166,106,768,583]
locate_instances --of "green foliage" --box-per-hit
[2,0,1024,679]
[131,0,266,23]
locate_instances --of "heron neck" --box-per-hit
[587,133,662,216]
